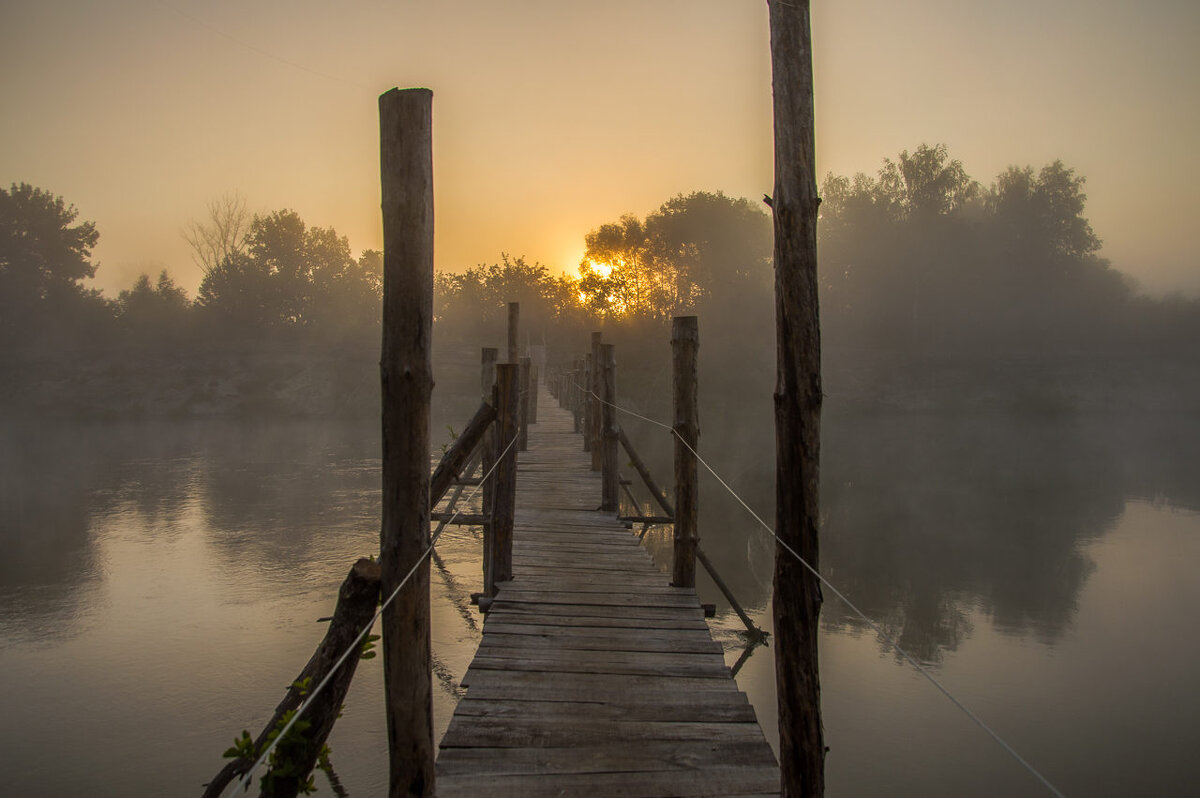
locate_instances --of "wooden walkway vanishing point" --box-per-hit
[436,386,781,797]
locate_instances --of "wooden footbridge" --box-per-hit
[207,35,829,791]
[435,383,780,796]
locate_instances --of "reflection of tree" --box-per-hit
[819,412,1125,660]
[195,421,380,577]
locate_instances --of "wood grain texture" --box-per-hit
[436,388,779,796]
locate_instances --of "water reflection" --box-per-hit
[615,404,1200,665]
[3,404,1199,795]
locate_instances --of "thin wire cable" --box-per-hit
[572,380,1066,798]
[153,0,371,91]
[231,433,518,795]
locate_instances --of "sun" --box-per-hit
[580,258,613,279]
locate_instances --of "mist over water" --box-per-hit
[2,367,1198,796]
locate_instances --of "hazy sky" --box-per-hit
[2,0,1197,297]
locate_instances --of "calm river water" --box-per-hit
[1,404,1198,796]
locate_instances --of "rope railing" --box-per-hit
[567,378,1066,798]
[221,432,520,796]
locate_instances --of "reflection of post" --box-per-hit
[671,316,698,589]
[769,1,826,795]
[378,86,434,798]
[488,363,520,596]
[599,343,619,512]
[518,356,531,452]
[507,302,520,364]
[589,331,603,470]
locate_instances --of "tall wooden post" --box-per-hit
[589,331,603,470]
[599,343,619,513]
[671,316,698,589]
[518,356,531,451]
[378,86,435,798]
[487,363,520,595]
[507,302,520,364]
[769,1,825,795]
[480,347,498,587]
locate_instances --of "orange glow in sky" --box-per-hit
[2,0,1197,297]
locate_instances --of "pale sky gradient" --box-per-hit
[2,0,1197,297]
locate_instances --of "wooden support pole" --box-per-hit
[589,331,603,469]
[518,356,531,452]
[769,1,826,794]
[506,302,520,364]
[202,559,381,798]
[617,426,675,518]
[487,363,520,596]
[429,400,496,506]
[581,354,593,451]
[480,347,497,587]
[378,84,434,798]
[671,316,699,589]
[697,546,766,641]
[599,343,619,513]
[529,363,539,423]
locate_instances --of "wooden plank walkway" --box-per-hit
[436,385,780,797]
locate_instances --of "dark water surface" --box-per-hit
[1,408,1197,796]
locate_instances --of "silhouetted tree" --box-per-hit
[0,182,109,350]
[818,144,1139,353]
[184,192,249,275]
[196,209,380,338]
[578,191,773,322]
[115,270,191,345]
[435,254,582,350]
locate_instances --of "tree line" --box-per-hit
[4,145,1198,372]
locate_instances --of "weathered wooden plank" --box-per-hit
[437,740,777,776]
[465,652,730,680]
[451,698,758,723]
[459,669,738,693]
[436,768,779,798]
[479,621,715,640]
[487,603,706,623]
[480,611,710,631]
[477,631,723,655]
[441,716,767,748]
[492,590,702,609]
[457,683,751,707]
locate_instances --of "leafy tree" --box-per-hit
[578,191,772,321]
[435,254,580,346]
[818,144,1134,353]
[0,183,108,348]
[116,270,191,344]
[196,209,379,337]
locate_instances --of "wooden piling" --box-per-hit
[487,363,520,595]
[617,426,674,518]
[769,1,826,794]
[599,343,619,513]
[507,302,520,364]
[671,316,699,589]
[529,363,539,423]
[581,354,593,452]
[429,400,496,506]
[518,356,531,452]
[378,86,435,798]
[202,559,381,798]
[480,348,498,586]
[589,331,603,470]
